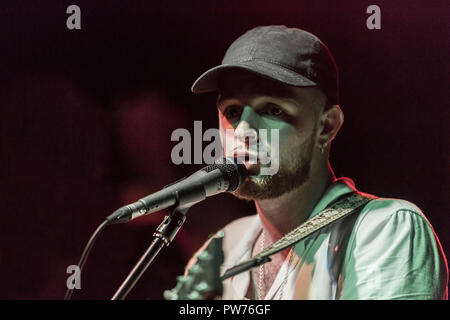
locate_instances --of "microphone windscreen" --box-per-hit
[201,157,247,191]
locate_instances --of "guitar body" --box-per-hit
[164,231,224,300]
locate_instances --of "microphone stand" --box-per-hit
[111,203,189,300]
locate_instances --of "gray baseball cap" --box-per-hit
[191,25,339,104]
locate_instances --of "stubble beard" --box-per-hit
[231,126,317,201]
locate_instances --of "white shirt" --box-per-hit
[189,177,448,300]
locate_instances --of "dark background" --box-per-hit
[0,0,448,299]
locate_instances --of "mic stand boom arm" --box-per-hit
[111,191,194,300]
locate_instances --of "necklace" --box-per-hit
[258,230,265,300]
[258,230,294,300]
[279,248,294,300]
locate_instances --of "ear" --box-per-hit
[317,105,344,147]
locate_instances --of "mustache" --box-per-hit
[228,141,272,154]
[227,146,271,158]
[226,147,273,165]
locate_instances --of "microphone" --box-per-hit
[106,157,247,224]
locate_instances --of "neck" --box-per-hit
[255,163,335,243]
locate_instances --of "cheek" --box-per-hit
[276,113,317,150]
[218,114,235,130]
[275,127,312,161]
[277,128,297,151]
[260,120,299,151]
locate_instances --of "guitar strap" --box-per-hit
[221,191,376,280]
[327,200,365,287]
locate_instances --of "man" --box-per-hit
[184,26,448,299]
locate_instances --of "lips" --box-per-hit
[232,148,258,161]
[227,149,261,175]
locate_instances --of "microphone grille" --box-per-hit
[203,158,247,191]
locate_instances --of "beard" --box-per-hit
[231,125,317,200]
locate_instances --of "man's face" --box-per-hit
[216,71,326,200]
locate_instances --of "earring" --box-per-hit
[320,142,328,154]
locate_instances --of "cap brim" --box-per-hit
[191,60,317,93]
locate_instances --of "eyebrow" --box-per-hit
[216,96,238,109]
[216,94,301,115]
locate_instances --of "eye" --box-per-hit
[223,105,242,120]
[264,103,284,117]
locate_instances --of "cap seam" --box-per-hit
[238,57,310,78]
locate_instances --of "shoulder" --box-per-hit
[221,215,258,254]
[349,196,440,251]
[361,197,423,216]
[341,197,448,299]
[354,197,431,236]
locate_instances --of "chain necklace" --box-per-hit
[258,230,294,300]
[258,230,266,300]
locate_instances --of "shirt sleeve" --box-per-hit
[340,199,448,300]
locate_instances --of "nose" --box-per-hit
[234,106,260,145]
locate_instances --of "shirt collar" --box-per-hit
[230,176,357,262]
[307,177,357,220]
[224,177,357,298]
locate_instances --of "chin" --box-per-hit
[231,161,312,201]
[242,162,261,176]
[231,176,279,200]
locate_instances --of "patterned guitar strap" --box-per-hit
[220,191,376,281]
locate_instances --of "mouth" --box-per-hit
[228,149,266,176]
[232,149,259,165]
[232,149,259,163]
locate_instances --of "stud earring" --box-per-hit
[320,142,328,154]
